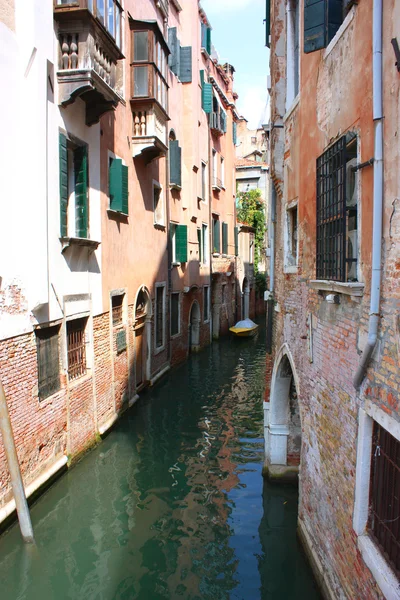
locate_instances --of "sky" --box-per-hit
[201,0,270,130]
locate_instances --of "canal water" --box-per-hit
[0,322,320,600]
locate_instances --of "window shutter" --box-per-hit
[109,157,122,212]
[221,111,227,133]
[121,164,128,214]
[175,224,188,263]
[197,228,202,263]
[201,22,207,49]
[304,0,342,54]
[234,226,239,256]
[222,222,228,254]
[233,121,237,146]
[59,133,68,237]
[206,27,211,55]
[202,81,213,114]
[179,46,192,83]
[168,27,180,76]
[213,219,220,253]
[265,0,271,48]
[169,140,182,187]
[74,145,88,238]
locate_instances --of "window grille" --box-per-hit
[112,294,124,326]
[316,136,346,281]
[67,318,87,380]
[368,421,400,577]
[36,326,61,400]
[155,287,164,348]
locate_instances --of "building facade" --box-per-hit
[0,0,238,522]
[266,0,400,598]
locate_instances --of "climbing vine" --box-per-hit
[236,188,266,273]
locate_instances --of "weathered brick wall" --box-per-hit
[170,288,211,367]
[93,312,114,424]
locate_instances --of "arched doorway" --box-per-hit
[242,277,250,319]
[134,286,152,389]
[188,300,200,353]
[265,346,301,482]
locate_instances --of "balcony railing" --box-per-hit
[210,112,223,135]
[212,176,223,191]
[54,3,123,125]
[131,104,168,162]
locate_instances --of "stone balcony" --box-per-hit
[131,102,168,162]
[54,1,123,125]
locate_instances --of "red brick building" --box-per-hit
[266,0,400,597]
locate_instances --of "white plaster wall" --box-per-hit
[0,0,103,341]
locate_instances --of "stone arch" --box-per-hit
[188,300,201,353]
[265,343,301,481]
[134,286,152,389]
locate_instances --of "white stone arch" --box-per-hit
[133,285,152,387]
[265,343,302,475]
[188,299,201,352]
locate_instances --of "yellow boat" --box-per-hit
[229,319,259,337]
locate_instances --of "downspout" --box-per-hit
[266,180,276,354]
[353,0,383,389]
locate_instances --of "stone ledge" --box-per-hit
[309,280,364,297]
[262,463,299,484]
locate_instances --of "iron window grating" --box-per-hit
[368,421,400,578]
[67,318,87,380]
[316,136,347,282]
[36,326,61,400]
[155,287,164,348]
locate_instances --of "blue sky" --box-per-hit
[201,0,270,129]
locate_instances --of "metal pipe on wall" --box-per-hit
[353,0,384,389]
[0,381,34,542]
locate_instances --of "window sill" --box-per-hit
[169,183,182,191]
[201,47,210,60]
[171,332,181,340]
[283,93,300,123]
[154,344,165,356]
[68,370,92,389]
[107,209,128,219]
[284,265,298,274]
[154,223,166,231]
[213,252,220,258]
[171,261,181,267]
[323,6,356,59]
[60,237,100,254]
[309,280,364,297]
[357,535,400,600]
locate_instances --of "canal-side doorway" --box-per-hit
[134,286,152,389]
[188,300,200,353]
[264,345,301,482]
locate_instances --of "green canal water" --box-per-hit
[0,323,320,600]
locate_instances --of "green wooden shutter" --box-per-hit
[109,158,122,211]
[121,164,128,214]
[222,222,228,254]
[304,0,342,54]
[201,22,207,49]
[179,46,192,83]
[59,133,68,237]
[234,226,239,256]
[175,224,188,263]
[213,219,220,253]
[206,27,211,55]
[197,228,202,263]
[265,0,271,47]
[202,82,213,114]
[74,145,88,238]
[221,111,227,133]
[169,140,182,187]
[233,121,237,146]
[168,27,179,75]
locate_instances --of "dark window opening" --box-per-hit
[287,205,298,266]
[368,421,400,577]
[204,286,209,321]
[36,326,61,401]
[67,318,87,380]
[155,286,164,348]
[112,294,124,326]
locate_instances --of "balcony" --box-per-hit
[212,176,223,191]
[131,104,168,162]
[156,0,169,19]
[210,112,224,136]
[54,1,123,125]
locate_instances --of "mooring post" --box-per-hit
[0,380,34,543]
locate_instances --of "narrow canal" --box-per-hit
[0,322,320,600]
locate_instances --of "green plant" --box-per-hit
[236,189,266,273]
[255,271,267,296]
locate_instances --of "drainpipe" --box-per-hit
[0,381,34,542]
[353,0,383,389]
[266,180,276,354]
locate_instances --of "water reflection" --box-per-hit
[0,323,320,599]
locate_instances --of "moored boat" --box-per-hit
[229,319,259,338]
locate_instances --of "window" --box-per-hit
[155,284,166,349]
[168,28,193,83]
[202,223,208,265]
[67,318,87,380]
[57,1,123,47]
[59,133,89,239]
[251,136,257,145]
[220,157,225,188]
[200,70,212,114]
[304,0,355,54]
[109,157,128,214]
[233,121,237,146]
[222,222,228,255]
[201,161,207,201]
[316,134,358,282]
[171,223,188,263]
[286,0,300,109]
[111,293,124,326]
[213,218,220,254]
[36,326,61,400]
[212,150,220,189]
[204,286,210,322]
[368,422,400,577]
[286,204,298,268]
[153,181,164,226]
[201,21,211,54]
[169,134,182,188]
[131,25,168,111]
[171,292,180,336]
